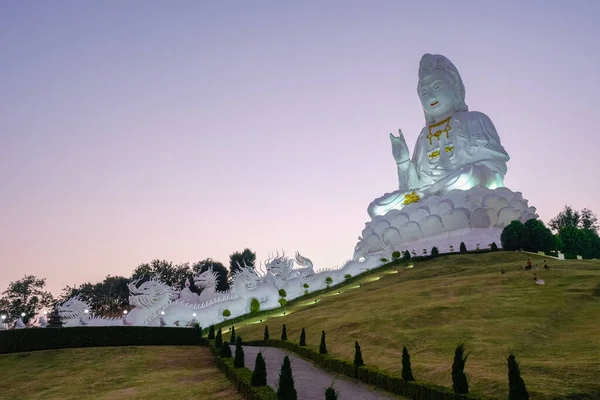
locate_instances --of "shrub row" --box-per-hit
[207,340,277,400]
[244,339,481,400]
[0,326,205,354]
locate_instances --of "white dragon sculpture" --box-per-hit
[45,250,388,328]
[57,295,125,327]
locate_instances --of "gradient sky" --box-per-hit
[1,1,599,295]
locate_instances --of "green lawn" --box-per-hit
[231,252,600,399]
[0,346,240,400]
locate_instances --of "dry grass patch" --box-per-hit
[233,252,600,399]
[0,346,241,400]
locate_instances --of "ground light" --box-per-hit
[123,310,128,315]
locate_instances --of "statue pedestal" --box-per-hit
[354,186,537,259]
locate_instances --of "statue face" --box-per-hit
[418,72,456,119]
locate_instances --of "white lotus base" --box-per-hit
[354,186,538,259]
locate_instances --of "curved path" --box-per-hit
[231,345,405,400]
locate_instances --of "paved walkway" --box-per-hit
[231,345,404,400]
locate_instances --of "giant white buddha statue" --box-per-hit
[368,54,510,218]
[354,53,537,259]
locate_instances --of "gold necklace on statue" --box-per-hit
[426,116,451,145]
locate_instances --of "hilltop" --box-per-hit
[230,252,600,399]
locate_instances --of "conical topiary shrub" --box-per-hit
[251,351,268,387]
[277,355,297,400]
[508,353,529,400]
[219,341,232,358]
[354,341,364,376]
[491,242,499,251]
[281,324,288,341]
[319,330,327,354]
[299,328,306,346]
[324,382,339,400]
[208,325,215,339]
[452,342,469,394]
[264,325,270,341]
[215,328,223,348]
[230,325,236,343]
[401,346,415,381]
[460,242,467,253]
[233,336,244,368]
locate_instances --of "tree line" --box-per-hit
[501,205,600,258]
[0,248,256,322]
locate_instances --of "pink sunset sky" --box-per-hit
[1,1,599,295]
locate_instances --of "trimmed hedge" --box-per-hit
[208,340,277,400]
[244,339,481,400]
[0,326,204,354]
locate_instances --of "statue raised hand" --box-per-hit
[390,129,410,165]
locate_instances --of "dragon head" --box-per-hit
[265,250,294,279]
[57,295,90,320]
[233,260,262,290]
[128,276,176,309]
[193,267,219,290]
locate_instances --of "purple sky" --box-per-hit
[1,1,599,295]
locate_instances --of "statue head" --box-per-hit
[417,54,468,122]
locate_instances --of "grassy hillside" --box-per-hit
[231,252,600,399]
[0,346,240,400]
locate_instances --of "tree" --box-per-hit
[459,242,467,253]
[215,328,223,348]
[501,220,525,251]
[431,246,439,256]
[522,219,555,252]
[264,325,270,341]
[508,354,529,400]
[299,328,306,346]
[580,208,599,232]
[192,259,230,292]
[277,355,297,400]
[354,341,365,376]
[230,326,236,343]
[251,351,268,386]
[60,275,130,316]
[402,346,415,381]
[1,275,54,322]
[490,242,499,251]
[208,325,215,339]
[559,225,585,255]
[229,248,257,276]
[233,336,245,368]
[549,205,580,232]
[219,341,232,358]
[402,250,411,260]
[319,330,327,354]
[452,343,469,394]
[281,324,288,341]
